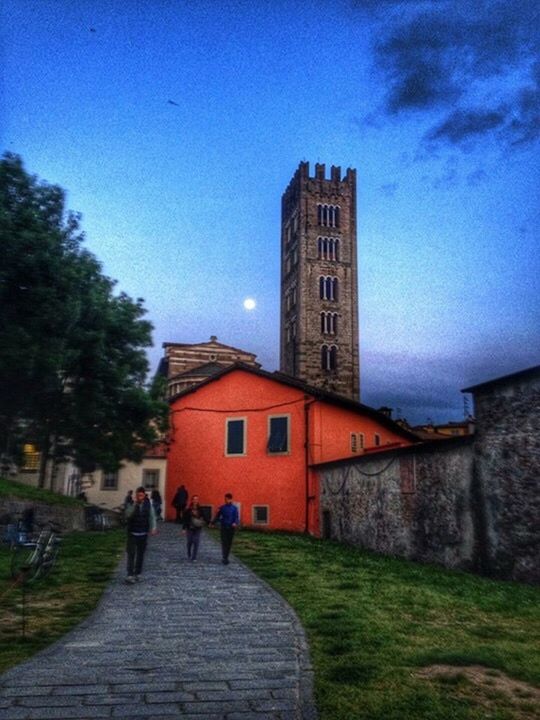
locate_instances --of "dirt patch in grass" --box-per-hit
[417,664,540,718]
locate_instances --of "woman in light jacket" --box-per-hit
[182,495,205,562]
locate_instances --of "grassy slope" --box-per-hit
[0,476,83,507]
[0,530,125,673]
[233,530,540,720]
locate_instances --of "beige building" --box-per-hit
[79,444,167,510]
[13,444,168,512]
[280,162,360,400]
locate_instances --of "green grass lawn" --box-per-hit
[0,529,125,673]
[232,530,540,720]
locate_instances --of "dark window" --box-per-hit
[374,433,381,447]
[321,345,338,370]
[329,345,337,369]
[321,312,338,334]
[227,419,245,455]
[317,204,340,228]
[320,276,338,301]
[325,276,332,299]
[318,237,339,260]
[143,469,159,489]
[253,505,269,524]
[102,471,118,490]
[268,416,289,453]
[199,505,213,522]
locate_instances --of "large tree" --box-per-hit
[0,153,167,485]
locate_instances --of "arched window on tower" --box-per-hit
[325,276,332,300]
[321,344,338,370]
[321,312,338,335]
[317,204,340,228]
[321,344,328,369]
[318,237,339,261]
[319,276,338,301]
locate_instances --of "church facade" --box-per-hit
[280,162,360,400]
[157,336,260,398]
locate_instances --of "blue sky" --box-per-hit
[2,0,539,424]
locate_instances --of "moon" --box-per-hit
[243,298,256,311]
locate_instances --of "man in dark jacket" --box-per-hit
[210,493,239,565]
[171,484,188,523]
[124,486,157,583]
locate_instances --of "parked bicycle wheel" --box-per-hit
[10,543,40,582]
[35,534,62,578]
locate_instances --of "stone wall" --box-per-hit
[0,497,87,532]
[0,497,123,533]
[318,367,540,584]
[319,438,477,572]
[471,370,540,584]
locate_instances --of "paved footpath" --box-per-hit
[0,523,317,720]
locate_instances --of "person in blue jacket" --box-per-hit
[210,493,239,565]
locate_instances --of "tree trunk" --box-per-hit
[37,433,51,489]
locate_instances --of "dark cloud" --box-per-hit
[361,338,540,424]
[427,109,507,145]
[360,0,540,150]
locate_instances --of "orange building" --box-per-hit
[166,364,417,535]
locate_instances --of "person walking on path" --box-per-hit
[151,488,163,521]
[123,489,133,509]
[172,484,188,523]
[125,486,157,583]
[182,495,205,562]
[210,492,239,565]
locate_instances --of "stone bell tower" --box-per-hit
[279,161,359,400]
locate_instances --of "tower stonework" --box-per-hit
[280,161,360,399]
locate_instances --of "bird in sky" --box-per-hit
[167,99,179,106]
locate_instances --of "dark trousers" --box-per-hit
[186,528,201,560]
[127,533,148,576]
[175,506,186,523]
[220,526,235,561]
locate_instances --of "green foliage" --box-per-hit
[0,153,167,476]
[0,529,125,672]
[233,531,540,720]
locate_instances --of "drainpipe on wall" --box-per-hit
[304,396,315,534]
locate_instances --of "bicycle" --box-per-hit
[10,523,62,583]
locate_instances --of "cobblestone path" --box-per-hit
[0,523,316,720]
